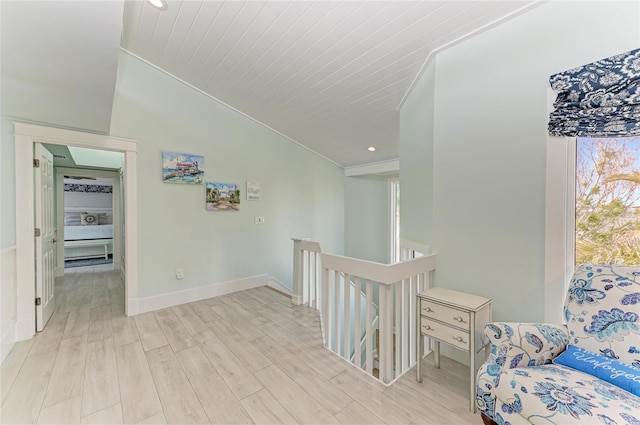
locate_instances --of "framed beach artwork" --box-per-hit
[162,152,204,184]
[206,182,241,211]
[246,181,261,200]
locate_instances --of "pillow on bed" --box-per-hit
[98,213,112,225]
[80,212,99,226]
[64,212,81,226]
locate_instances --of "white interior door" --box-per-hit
[35,143,56,331]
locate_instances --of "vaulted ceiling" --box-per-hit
[1,1,124,134]
[2,1,539,167]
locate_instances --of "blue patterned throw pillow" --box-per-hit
[553,345,640,397]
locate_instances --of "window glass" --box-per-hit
[576,137,640,266]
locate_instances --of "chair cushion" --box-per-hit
[493,364,640,424]
[564,264,640,365]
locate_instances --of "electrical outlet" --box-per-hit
[175,268,184,280]
[255,216,265,225]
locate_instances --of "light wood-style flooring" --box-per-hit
[1,265,479,424]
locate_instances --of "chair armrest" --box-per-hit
[484,322,569,371]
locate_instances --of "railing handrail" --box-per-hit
[292,237,435,385]
[321,252,436,284]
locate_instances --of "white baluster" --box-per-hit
[310,252,316,308]
[408,275,420,365]
[402,277,415,372]
[303,250,309,305]
[379,283,394,383]
[343,273,350,361]
[365,279,373,375]
[354,277,362,367]
[333,270,340,354]
[322,266,329,348]
[395,282,401,376]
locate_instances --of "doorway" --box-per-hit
[13,123,138,341]
[53,165,122,275]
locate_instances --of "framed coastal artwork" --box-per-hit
[162,152,204,184]
[246,181,261,200]
[206,182,241,211]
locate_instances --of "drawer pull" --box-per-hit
[453,316,467,323]
[423,307,434,313]
[423,325,433,331]
[452,336,466,343]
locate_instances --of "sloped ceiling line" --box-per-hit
[120,47,342,169]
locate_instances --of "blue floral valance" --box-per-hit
[548,48,640,137]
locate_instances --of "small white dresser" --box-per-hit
[416,287,492,412]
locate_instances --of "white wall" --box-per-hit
[1,247,16,363]
[1,116,16,249]
[64,186,113,211]
[400,61,435,247]
[109,51,345,299]
[400,1,640,324]
[344,176,390,263]
[0,116,17,362]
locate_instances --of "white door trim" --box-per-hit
[544,135,576,324]
[14,122,138,341]
[544,87,576,324]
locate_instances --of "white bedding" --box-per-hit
[64,224,113,240]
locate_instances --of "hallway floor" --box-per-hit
[1,265,478,424]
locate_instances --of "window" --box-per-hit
[576,137,640,266]
[545,47,640,322]
[546,135,640,322]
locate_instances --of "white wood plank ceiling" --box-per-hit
[121,1,537,167]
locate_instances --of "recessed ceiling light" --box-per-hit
[147,0,167,10]
[368,146,376,152]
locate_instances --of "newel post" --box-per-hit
[291,238,305,305]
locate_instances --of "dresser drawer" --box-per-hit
[420,300,471,330]
[420,318,470,351]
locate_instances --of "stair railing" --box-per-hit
[291,238,436,385]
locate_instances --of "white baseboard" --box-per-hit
[127,298,139,317]
[267,276,293,297]
[0,324,16,365]
[135,274,269,315]
[15,319,34,342]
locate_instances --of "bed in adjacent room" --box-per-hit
[63,208,114,261]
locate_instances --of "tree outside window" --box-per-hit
[576,137,640,266]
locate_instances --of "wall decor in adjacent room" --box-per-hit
[206,182,241,211]
[162,151,204,184]
[246,181,261,200]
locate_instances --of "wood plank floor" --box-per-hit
[1,265,479,425]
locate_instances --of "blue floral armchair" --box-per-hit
[476,264,640,425]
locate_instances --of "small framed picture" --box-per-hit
[162,152,204,184]
[206,182,240,211]
[246,181,261,200]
